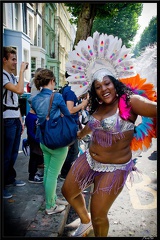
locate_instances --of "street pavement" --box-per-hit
[2,129,157,238]
[2,128,70,238]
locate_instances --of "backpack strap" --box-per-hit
[3,72,18,112]
[3,72,10,104]
[3,72,15,104]
[10,74,17,104]
[3,105,19,112]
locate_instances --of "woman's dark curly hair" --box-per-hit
[34,69,56,90]
[89,75,133,115]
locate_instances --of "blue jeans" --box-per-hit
[3,118,22,186]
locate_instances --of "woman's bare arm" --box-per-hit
[130,95,157,118]
[77,123,92,139]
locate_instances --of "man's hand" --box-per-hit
[20,62,29,73]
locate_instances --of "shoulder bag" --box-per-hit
[40,92,77,149]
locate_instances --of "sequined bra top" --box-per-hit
[88,108,134,147]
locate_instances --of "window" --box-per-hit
[46,33,49,54]
[15,3,19,30]
[29,15,34,43]
[38,24,41,47]
[31,57,36,73]
[41,58,45,68]
[3,3,6,26]
[49,8,52,26]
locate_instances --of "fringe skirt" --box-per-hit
[72,149,138,195]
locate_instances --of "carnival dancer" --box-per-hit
[61,32,157,237]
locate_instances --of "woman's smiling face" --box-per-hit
[94,76,116,104]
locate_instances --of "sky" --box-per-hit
[133,3,157,44]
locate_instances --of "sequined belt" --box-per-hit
[86,149,132,172]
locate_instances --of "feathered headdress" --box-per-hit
[66,31,136,97]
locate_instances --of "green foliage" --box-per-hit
[64,3,82,24]
[133,16,157,57]
[65,3,114,24]
[64,3,143,48]
[91,3,142,48]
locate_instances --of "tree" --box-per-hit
[133,16,157,57]
[91,4,142,48]
[65,3,142,48]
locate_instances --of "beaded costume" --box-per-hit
[88,109,134,148]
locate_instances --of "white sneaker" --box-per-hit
[71,221,93,237]
[56,198,68,206]
[45,204,65,215]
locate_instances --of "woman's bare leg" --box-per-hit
[90,170,127,237]
[62,168,90,224]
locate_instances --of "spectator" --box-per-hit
[25,68,45,184]
[25,102,44,184]
[3,46,28,199]
[31,69,69,215]
[59,73,89,180]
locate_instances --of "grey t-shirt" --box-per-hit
[3,70,20,118]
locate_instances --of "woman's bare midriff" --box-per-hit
[89,130,134,164]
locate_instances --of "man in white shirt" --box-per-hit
[3,46,28,199]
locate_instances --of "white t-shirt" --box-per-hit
[3,70,20,118]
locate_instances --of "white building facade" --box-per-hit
[3,2,76,88]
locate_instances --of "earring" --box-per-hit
[116,93,119,97]
[96,98,103,104]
